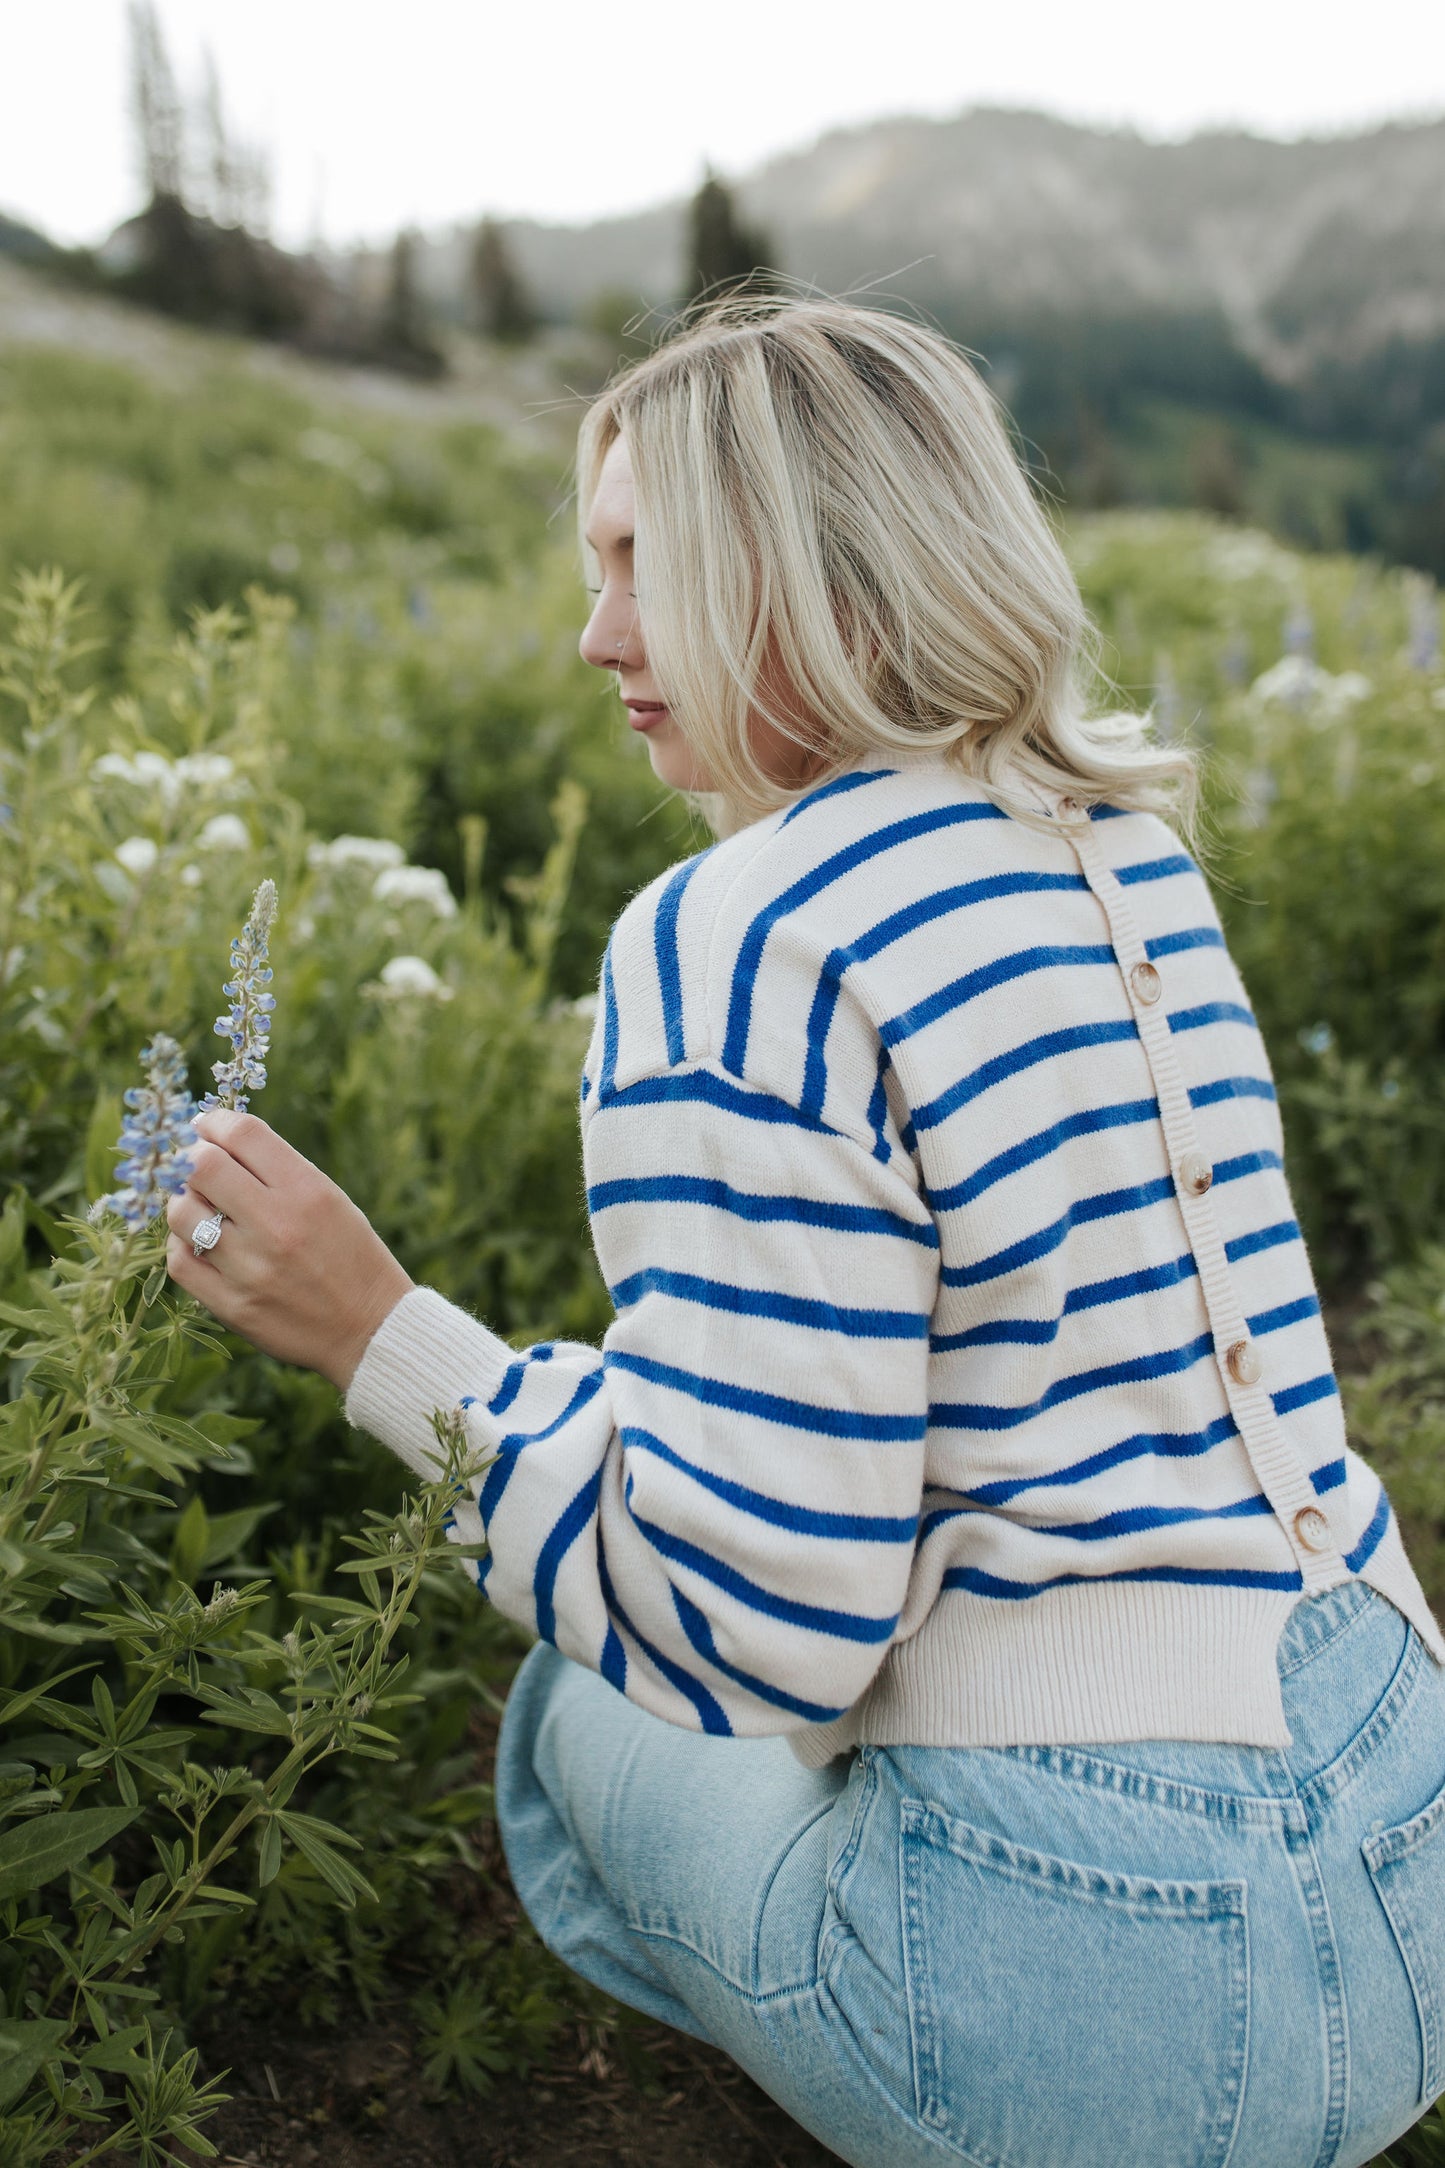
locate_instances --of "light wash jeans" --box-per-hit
[495,1579,1445,2167]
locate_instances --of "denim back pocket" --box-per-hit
[1363,1762,1445,2108]
[900,1796,1249,2167]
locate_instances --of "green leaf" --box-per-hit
[0,1805,139,1900]
[80,2023,149,2072]
[83,1090,123,1211]
[257,1815,282,1887]
[0,2016,70,2109]
[170,1495,210,1585]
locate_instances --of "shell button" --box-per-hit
[1130,960,1162,1005]
[1293,1505,1332,1554]
[1178,1152,1213,1196]
[1225,1339,1263,1386]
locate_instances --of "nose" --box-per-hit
[579,584,643,672]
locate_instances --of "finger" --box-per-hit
[181,1137,269,1220]
[169,1189,230,1260]
[192,1108,304,1190]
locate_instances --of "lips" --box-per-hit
[624,699,668,731]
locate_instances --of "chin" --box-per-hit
[648,735,712,794]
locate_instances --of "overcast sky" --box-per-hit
[5,0,1443,249]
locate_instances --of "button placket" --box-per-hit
[1060,815,1346,1588]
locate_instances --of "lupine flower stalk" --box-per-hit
[99,1033,199,1227]
[205,878,278,1113]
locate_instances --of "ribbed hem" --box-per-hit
[788,1542,1445,1767]
[343,1284,517,1480]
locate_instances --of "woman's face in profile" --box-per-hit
[579,433,713,794]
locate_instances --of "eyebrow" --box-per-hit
[583,529,634,553]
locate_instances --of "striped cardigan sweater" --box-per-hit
[346,742,1445,1759]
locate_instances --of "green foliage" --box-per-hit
[1,326,1444,2156]
[1070,514,1445,1290]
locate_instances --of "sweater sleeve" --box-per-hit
[345,1058,940,1737]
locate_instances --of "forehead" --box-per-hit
[586,434,634,545]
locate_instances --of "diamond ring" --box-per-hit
[191,1211,225,1258]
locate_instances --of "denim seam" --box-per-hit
[624,1923,824,2007]
[1276,1582,1379,1679]
[1296,1624,1424,1818]
[997,1743,1292,1826]
[1282,1802,1351,2168]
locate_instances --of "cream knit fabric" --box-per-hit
[346,746,1445,1762]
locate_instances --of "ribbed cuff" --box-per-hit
[343,1285,517,1480]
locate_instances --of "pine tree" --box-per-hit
[683,170,776,310]
[128,0,184,204]
[378,228,445,377]
[468,219,538,343]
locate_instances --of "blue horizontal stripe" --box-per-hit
[724,801,1010,1075]
[780,765,894,827]
[1146,925,1226,959]
[597,1548,731,1735]
[931,1248,1204,1349]
[938,1412,1242,1509]
[534,1468,602,1645]
[1226,1218,1300,1263]
[931,1316,1062,1351]
[609,1266,927,1339]
[1311,1458,1347,1495]
[1008,1489,1274,1544]
[1346,1486,1390,1573]
[1190,1074,1278,1109]
[668,1585,848,1722]
[1115,852,1198,886]
[943,1561,1302,1598]
[931,1330,1216,1432]
[1066,1249,1200,1314]
[621,1426,918,1540]
[880,938,1109,1052]
[1169,1000,1257,1035]
[928,1096,1159,1213]
[941,1175,1177,1289]
[914,1018,1141,1134]
[605,1347,926,1441]
[1247,1295,1320,1336]
[588,1173,938,1247]
[1272,1372,1339,1417]
[628,1504,900,1643]
[598,1066,833,1130]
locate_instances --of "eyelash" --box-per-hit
[586,588,635,598]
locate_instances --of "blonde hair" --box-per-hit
[577,295,1198,844]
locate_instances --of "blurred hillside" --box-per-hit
[429,108,1445,571]
[4,104,1443,572]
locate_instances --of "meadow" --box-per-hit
[1,330,1443,2165]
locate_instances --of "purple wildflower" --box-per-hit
[99,1034,198,1228]
[203,878,278,1114]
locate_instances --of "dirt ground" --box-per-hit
[180,2015,841,2168]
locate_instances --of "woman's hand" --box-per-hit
[165,1108,415,1394]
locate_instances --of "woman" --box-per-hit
[168,299,1445,2168]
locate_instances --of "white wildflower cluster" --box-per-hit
[364,955,454,1002]
[372,864,457,918]
[1248,657,1373,722]
[114,836,159,877]
[305,834,406,873]
[91,749,238,803]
